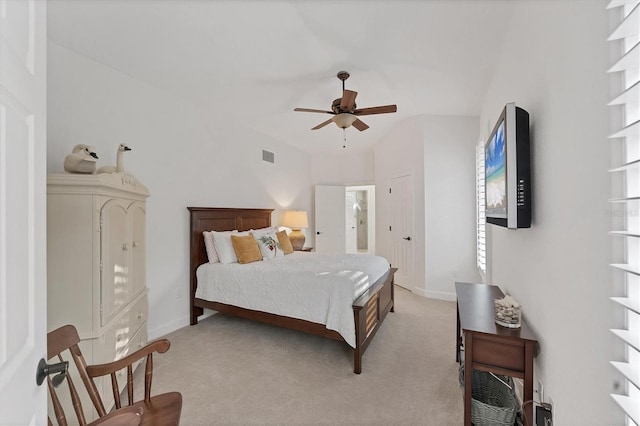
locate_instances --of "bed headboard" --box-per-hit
[187,207,273,323]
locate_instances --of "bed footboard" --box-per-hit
[192,267,396,374]
[352,267,397,374]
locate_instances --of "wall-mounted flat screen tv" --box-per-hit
[485,103,531,229]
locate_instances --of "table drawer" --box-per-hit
[472,334,525,373]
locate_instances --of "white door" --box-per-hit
[0,0,48,424]
[314,185,345,254]
[390,175,414,290]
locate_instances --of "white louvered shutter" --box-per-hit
[476,141,487,275]
[607,1,640,424]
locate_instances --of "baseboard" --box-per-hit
[148,311,217,340]
[411,286,429,297]
[423,289,457,301]
[148,315,190,340]
[409,286,455,301]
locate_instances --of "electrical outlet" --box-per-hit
[535,402,552,426]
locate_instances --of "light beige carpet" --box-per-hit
[143,286,463,425]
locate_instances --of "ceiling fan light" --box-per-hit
[333,113,357,129]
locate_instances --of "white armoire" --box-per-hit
[47,172,150,417]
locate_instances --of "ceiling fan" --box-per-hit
[294,71,397,132]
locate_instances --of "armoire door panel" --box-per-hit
[100,199,131,326]
[130,202,146,297]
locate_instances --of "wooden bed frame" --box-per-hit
[187,207,396,374]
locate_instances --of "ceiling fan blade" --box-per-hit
[312,118,334,130]
[340,90,358,111]
[352,118,369,131]
[294,108,334,114]
[353,104,397,116]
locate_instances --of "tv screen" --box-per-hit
[485,120,506,218]
[484,103,531,229]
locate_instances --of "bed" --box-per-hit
[188,207,396,373]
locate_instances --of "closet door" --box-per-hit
[314,185,346,254]
[0,0,47,422]
[100,199,130,326]
[129,202,146,297]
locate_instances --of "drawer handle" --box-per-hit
[122,243,129,252]
[137,312,144,319]
[132,241,138,248]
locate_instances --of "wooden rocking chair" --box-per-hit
[47,324,182,426]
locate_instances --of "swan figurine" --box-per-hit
[63,144,99,174]
[97,143,131,174]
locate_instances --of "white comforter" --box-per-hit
[195,252,390,347]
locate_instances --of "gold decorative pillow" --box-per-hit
[276,230,294,255]
[230,234,262,264]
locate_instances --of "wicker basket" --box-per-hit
[470,370,518,426]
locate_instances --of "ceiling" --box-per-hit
[47,0,515,154]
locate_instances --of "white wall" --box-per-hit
[47,41,313,338]
[479,1,619,424]
[311,152,374,186]
[375,115,479,298]
[423,116,480,300]
[375,117,425,290]
[308,151,375,247]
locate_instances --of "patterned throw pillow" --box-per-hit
[253,230,284,259]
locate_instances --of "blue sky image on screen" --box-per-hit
[486,121,506,213]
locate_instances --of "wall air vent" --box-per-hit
[262,149,275,164]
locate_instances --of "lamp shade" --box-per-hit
[282,210,308,229]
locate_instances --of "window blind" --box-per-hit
[476,141,486,274]
[607,1,640,424]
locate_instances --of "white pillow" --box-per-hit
[203,231,219,263]
[252,230,284,260]
[251,226,278,233]
[212,230,248,264]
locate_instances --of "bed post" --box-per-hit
[351,267,396,374]
[353,306,365,374]
[188,207,201,325]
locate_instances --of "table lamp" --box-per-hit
[282,210,309,251]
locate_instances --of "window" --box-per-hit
[476,140,486,275]
[607,1,639,424]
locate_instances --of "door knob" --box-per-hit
[403,236,411,241]
[316,231,323,235]
[36,358,68,387]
